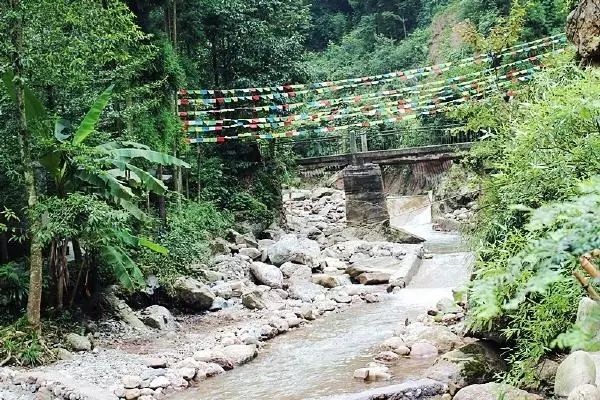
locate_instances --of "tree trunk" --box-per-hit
[157,166,166,222]
[0,233,8,263]
[567,0,600,66]
[10,0,44,330]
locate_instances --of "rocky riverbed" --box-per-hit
[0,187,425,400]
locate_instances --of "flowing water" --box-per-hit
[172,196,472,400]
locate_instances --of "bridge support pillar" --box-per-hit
[343,163,389,226]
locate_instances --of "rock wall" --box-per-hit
[383,160,453,196]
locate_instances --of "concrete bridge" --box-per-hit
[289,137,475,231]
[296,143,473,171]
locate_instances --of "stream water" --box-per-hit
[172,196,472,400]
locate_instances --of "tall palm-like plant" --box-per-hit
[39,85,189,307]
[41,85,189,220]
[3,72,189,309]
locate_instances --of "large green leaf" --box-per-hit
[39,150,63,178]
[72,85,114,146]
[101,245,145,289]
[76,169,134,201]
[54,118,72,142]
[2,70,47,124]
[139,237,169,255]
[1,71,16,102]
[111,160,167,195]
[113,198,148,221]
[109,148,190,168]
[113,230,168,255]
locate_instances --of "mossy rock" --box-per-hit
[426,341,506,387]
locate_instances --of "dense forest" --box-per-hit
[1,0,600,396]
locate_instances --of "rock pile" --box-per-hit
[0,187,427,400]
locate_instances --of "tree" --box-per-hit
[4,0,44,330]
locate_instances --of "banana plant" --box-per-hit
[2,71,186,291]
[40,85,190,221]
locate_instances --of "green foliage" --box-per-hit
[464,64,600,385]
[33,193,149,290]
[142,200,232,286]
[0,318,49,366]
[0,262,29,311]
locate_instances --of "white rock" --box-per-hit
[410,341,438,358]
[122,375,142,389]
[555,351,597,397]
[178,367,196,380]
[250,262,284,289]
[568,385,600,400]
[149,376,170,389]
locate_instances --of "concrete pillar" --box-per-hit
[343,163,390,226]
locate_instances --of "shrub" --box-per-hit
[0,262,29,315]
[462,63,600,385]
[142,200,232,285]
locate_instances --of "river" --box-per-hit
[171,195,472,400]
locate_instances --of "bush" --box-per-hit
[142,200,232,285]
[463,63,600,385]
[0,262,29,317]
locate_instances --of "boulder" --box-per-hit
[320,258,347,271]
[122,375,142,389]
[250,262,283,289]
[221,344,258,366]
[567,0,600,65]
[242,290,268,310]
[426,341,506,388]
[104,289,147,330]
[149,376,170,389]
[379,336,406,352]
[400,322,463,353]
[212,282,234,299]
[124,389,141,400]
[139,305,176,331]
[239,247,261,260]
[536,359,559,384]
[555,351,597,397]
[194,362,225,380]
[280,262,311,280]
[410,341,438,358]
[568,385,600,400]
[65,333,91,352]
[574,298,600,350]
[454,383,542,400]
[353,366,392,382]
[267,234,320,266]
[331,292,352,304]
[145,357,167,368]
[288,280,325,302]
[436,297,461,314]
[56,348,73,360]
[299,305,318,320]
[358,272,390,285]
[312,274,343,288]
[172,277,215,310]
[374,351,400,364]
[228,229,258,248]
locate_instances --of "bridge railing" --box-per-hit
[275,125,478,159]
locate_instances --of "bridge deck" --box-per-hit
[297,143,473,169]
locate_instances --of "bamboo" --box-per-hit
[574,270,600,301]
[580,255,600,278]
